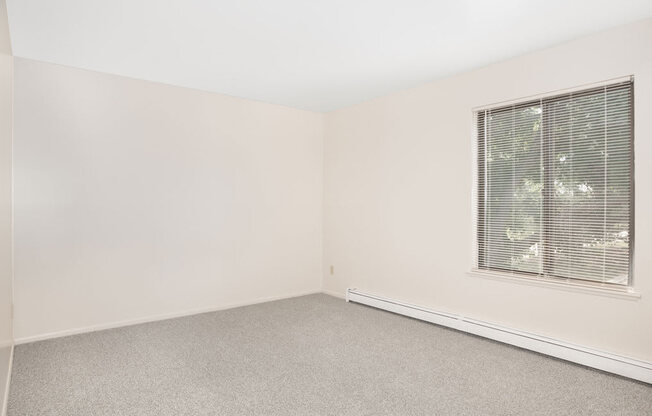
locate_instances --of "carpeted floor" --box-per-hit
[8,294,652,415]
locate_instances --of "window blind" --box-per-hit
[477,80,633,285]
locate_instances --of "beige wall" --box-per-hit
[13,58,324,341]
[0,0,11,411]
[8,15,652,365]
[323,19,652,362]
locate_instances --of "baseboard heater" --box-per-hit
[346,288,652,384]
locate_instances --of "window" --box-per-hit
[476,79,633,286]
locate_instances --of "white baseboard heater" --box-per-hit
[346,288,652,384]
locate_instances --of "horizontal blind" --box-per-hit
[477,80,633,285]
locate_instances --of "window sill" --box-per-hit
[467,268,641,300]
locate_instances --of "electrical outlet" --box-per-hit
[330,265,334,275]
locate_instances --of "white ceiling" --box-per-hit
[6,0,652,112]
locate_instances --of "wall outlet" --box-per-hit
[330,265,334,275]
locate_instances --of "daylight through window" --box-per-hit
[476,80,633,285]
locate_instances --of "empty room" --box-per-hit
[1,0,651,414]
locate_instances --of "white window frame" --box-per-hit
[469,76,640,300]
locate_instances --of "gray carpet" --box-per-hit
[8,294,652,415]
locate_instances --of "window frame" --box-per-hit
[471,77,636,294]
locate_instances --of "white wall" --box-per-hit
[9,15,652,367]
[323,19,652,362]
[13,58,324,341]
[0,0,11,412]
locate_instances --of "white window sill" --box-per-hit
[467,268,641,300]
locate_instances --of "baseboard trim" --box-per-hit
[347,288,652,384]
[15,290,322,345]
[1,344,13,416]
